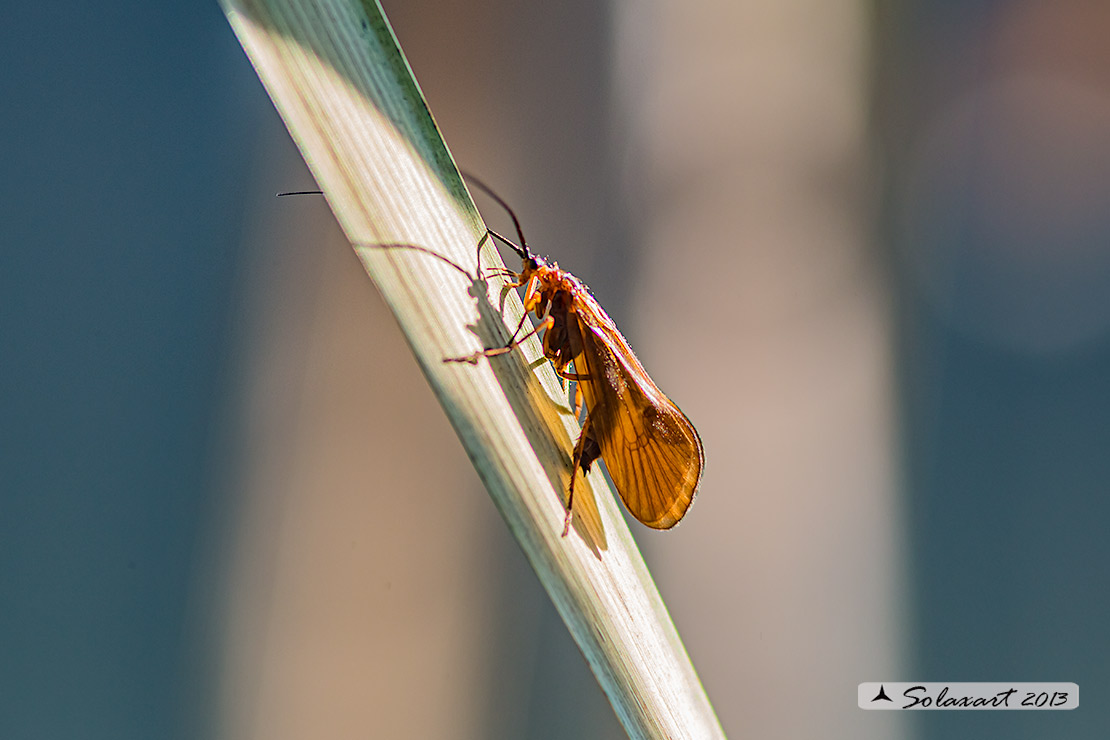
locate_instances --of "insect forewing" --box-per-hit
[572,299,703,529]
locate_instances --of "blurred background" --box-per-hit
[3,1,1109,738]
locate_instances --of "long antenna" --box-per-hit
[460,171,533,260]
[276,179,535,263]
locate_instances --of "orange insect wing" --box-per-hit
[570,291,703,529]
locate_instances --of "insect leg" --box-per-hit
[553,368,590,382]
[444,313,554,364]
[444,275,546,363]
[477,231,528,286]
[485,314,553,357]
[472,231,490,279]
[547,364,591,416]
[563,411,601,537]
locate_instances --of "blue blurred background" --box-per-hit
[1,5,254,739]
[2,1,1108,739]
